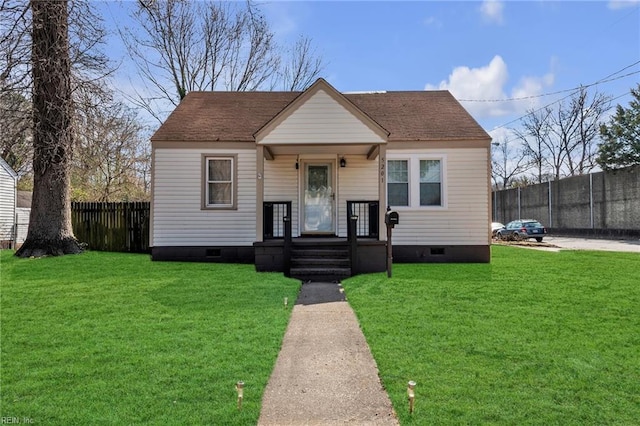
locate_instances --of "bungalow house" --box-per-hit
[150,78,492,280]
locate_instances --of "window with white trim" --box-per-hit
[419,159,441,206]
[387,160,409,206]
[387,156,445,208]
[205,156,234,208]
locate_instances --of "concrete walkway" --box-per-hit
[258,282,398,425]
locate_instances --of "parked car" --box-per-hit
[496,220,547,242]
[491,222,505,238]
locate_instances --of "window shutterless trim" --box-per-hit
[387,159,410,207]
[386,154,447,209]
[201,154,238,210]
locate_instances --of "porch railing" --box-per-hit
[263,201,292,239]
[265,201,378,239]
[347,201,379,239]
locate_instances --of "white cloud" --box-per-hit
[262,2,300,39]
[488,126,514,143]
[426,55,510,117]
[480,0,505,24]
[511,74,554,98]
[423,16,443,29]
[608,0,640,10]
[425,55,555,119]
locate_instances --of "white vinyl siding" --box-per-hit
[259,89,386,145]
[263,155,378,238]
[152,146,488,247]
[15,207,30,244]
[386,148,489,245]
[0,161,17,241]
[337,156,378,237]
[264,155,300,237]
[153,148,256,246]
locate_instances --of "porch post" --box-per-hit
[283,216,292,277]
[348,213,358,274]
[378,143,387,241]
[256,145,265,241]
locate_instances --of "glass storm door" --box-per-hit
[303,164,334,233]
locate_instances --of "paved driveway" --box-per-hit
[540,236,640,253]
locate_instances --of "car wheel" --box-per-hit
[513,233,522,241]
[535,237,543,242]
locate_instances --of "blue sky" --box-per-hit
[100,1,640,139]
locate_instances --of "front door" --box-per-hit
[303,163,334,234]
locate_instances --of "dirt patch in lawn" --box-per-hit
[492,240,561,251]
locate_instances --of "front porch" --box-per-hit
[255,200,387,280]
[254,237,387,281]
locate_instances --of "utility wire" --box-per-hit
[458,61,640,103]
[485,60,640,133]
[490,90,632,147]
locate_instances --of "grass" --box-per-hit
[342,246,640,425]
[3,247,639,425]
[0,250,300,425]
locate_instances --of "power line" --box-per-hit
[492,83,636,134]
[458,61,640,103]
[490,90,633,147]
[484,60,640,133]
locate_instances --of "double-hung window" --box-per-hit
[204,156,236,209]
[419,160,441,206]
[387,155,445,208]
[387,160,409,206]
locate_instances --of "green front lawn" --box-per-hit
[343,246,640,425]
[0,251,299,425]
[3,247,639,425]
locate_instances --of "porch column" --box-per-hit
[256,145,265,242]
[378,143,387,241]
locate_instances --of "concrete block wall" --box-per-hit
[493,165,639,235]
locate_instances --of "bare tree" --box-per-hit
[547,99,578,180]
[2,0,149,202]
[491,137,531,189]
[122,0,324,122]
[568,86,611,175]
[516,87,611,182]
[544,87,611,179]
[279,35,324,92]
[16,0,82,257]
[1,0,115,187]
[2,0,111,97]
[0,90,31,176]
[1,0,32,176]
[516,107,552,183]
[0,0,31,91]
[72,95,150,201]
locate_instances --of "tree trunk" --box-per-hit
[15,0,82,257]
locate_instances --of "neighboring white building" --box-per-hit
[150,79,492,279]
[15,191,32,246]
[0,157,17,248]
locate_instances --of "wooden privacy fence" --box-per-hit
[71,202,150,253]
